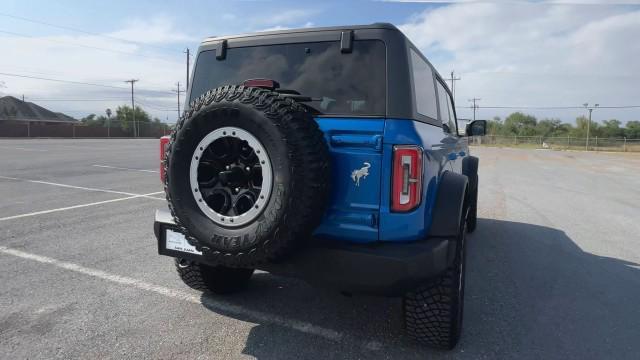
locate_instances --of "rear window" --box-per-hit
[189,40,386,116]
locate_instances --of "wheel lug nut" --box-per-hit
[235,187,240,192]
[246,167,250,171]
[226,165,230,170]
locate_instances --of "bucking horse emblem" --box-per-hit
[351,162,371,187]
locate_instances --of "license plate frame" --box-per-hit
[156,222,204,262]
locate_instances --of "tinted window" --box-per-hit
[437,82,456,134]
[190,41,386,116]
[409,49,438,120]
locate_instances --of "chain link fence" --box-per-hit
[0,121,172,138]
[474,135,640,152]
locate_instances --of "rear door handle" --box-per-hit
[447,152,458,160]
[458,151,466,157]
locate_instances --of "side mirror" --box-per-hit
[465,120,487,137]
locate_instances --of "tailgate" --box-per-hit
[312,118,384,243]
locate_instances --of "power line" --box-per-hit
[135,97,178,112]
[0,29,181,64]
[456,105,640,109]
[135,93,179,110]
[468,98,481,121]
[27,98,129,102]
[0,72,175,94]
[0,72,127,90]
[0,12,180,53]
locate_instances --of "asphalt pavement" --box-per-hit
[1,139,639,359]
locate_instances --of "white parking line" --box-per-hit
[0,175,163,200]
[0,246,383,351]
[0,146,48,152]
[92,164,159,173]
[0,191,164,221]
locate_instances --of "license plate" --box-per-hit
[165,229,202,255]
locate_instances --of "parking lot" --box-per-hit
[1,139,639,359]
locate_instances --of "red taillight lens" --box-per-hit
[160,136,170,182]
[391,145,423,212]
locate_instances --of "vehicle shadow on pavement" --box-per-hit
[199,218,640,359]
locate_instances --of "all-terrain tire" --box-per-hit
[164,86,330,267]
[403,210,468,350]
[175,258,254,294]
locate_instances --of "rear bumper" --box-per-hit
[154,209,456,296]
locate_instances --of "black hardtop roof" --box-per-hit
[191,23,452,126]
[202,23,400,44]
[198,22,445,84]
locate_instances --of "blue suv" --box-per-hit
[154,23,486,349]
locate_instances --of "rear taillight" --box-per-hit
[391,145,423,212]
[160,136,170,182]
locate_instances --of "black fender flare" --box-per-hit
[428,171,468,238]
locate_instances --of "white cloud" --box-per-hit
[399,3,640,122]
[251,9,317,27]
[255,21,315,33]
[256,25,292,32]
[0,17,191,121]
[108,15,198,44]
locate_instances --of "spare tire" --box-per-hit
[164,85,330,267]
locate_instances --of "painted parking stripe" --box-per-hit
[0,175,163,200]
[0,246,383,351]
[92,164,159,173]
[0,146,48,152]
[0,191,164,221]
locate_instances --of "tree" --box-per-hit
[81,114,97,123]
[624,121,640,139]
[600,119,624,138]
[475,112,638,140]
[535,118,562,138]
[555,123,573,136]
[571,116,599,138]
[115,105,151,132]
[503,112,537,136]
[81,113,108,127]
[486,116,502,135]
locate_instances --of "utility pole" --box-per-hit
[172,82,186,121]
[184,48,190,90]
[583,102,599,151]
[125,79,139,137]
[446,71,461,100]
[105,108,112,138]
[469,98,481,121]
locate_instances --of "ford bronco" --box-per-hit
[154,23,486,349]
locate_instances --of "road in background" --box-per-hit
[1,140,639,359]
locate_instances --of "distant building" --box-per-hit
[0,96,77,125]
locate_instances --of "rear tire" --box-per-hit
[466,174,478,233]
[175,258,254,294]
[403,210,467,349]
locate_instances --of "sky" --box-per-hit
[1,0,639,124]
